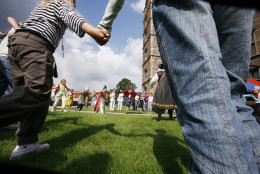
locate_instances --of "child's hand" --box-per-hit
[82,22,110,46]
[92,28,110,46]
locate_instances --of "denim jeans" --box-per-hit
[152,0,260,173]
[0,55,13,96]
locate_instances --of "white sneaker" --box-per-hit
[10,143,50,160]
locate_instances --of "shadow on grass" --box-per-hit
[40,123,120,172]
[45,123,188,173]
[0,129,16,141]
[152,129,189,174]
[64,153,111,174]
[121,129,189,173]
[44,116,83,126]
[46,123,121,148]
[1,114,188,173]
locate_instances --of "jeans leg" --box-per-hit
[153,0,259,173]
[0,60,8,97]
[0,56,13,87]
[214,5,260,169]
[0,55,13,96]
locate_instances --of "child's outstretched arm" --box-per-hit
[82,22,110,46]
[98,0,125,34]
[7,17,19,30]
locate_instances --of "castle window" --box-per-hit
[144,29,147,36]
[144,68,148,74]
[252,43,256,56]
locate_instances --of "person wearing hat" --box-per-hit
[150,64,178,121]
[123,87,137,114]
[76,87,91,112]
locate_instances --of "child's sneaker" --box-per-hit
[10,143,50,160]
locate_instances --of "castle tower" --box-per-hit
[250,13,260,80]
[142,0,162,95]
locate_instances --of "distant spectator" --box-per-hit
[109,89,116,111]
[123,87,137,114]
[66,89,73,109]
[94,87,109,114]
[91,90,97,107]
[252,86,260,98]
[147,93,154,115]
[117,90,124,111]
[76,87,91,112]
[150,64,178,121]
[134,94,139,111]
[144,93,149,111]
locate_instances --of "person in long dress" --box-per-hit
[94,88,109,114]
[150,64,178,121]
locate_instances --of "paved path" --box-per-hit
[51,107,176,117]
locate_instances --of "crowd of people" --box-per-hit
[0,0,259,173]
[49,80,166,116]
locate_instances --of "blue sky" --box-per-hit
[77,0,144,52]
[0,0,145,92]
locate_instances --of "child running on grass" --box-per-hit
[0,0,109,160]
[52,79,72,112]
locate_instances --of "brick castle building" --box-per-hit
[142,1,260,94]
[250,13,260,80]
[142,0,161,95]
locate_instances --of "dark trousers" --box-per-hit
[77,104,84,111]
[0,31,54,145]
[158,109,174,121]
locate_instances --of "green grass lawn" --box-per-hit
[0,111,189,174]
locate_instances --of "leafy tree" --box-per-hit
[116,78,137,91]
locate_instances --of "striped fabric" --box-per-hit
[17,0,85,49]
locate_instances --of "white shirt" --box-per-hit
[110,92,116,101]
[0,28,15,56]
[117,93,124,102]
[150,69,165,88]
[148,96,153,103]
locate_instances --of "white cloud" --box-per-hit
[130,0,146,14]
[53,31,143,93]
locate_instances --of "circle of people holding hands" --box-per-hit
[50,79,158,115]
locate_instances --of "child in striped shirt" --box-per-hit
[0,0,110,160]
